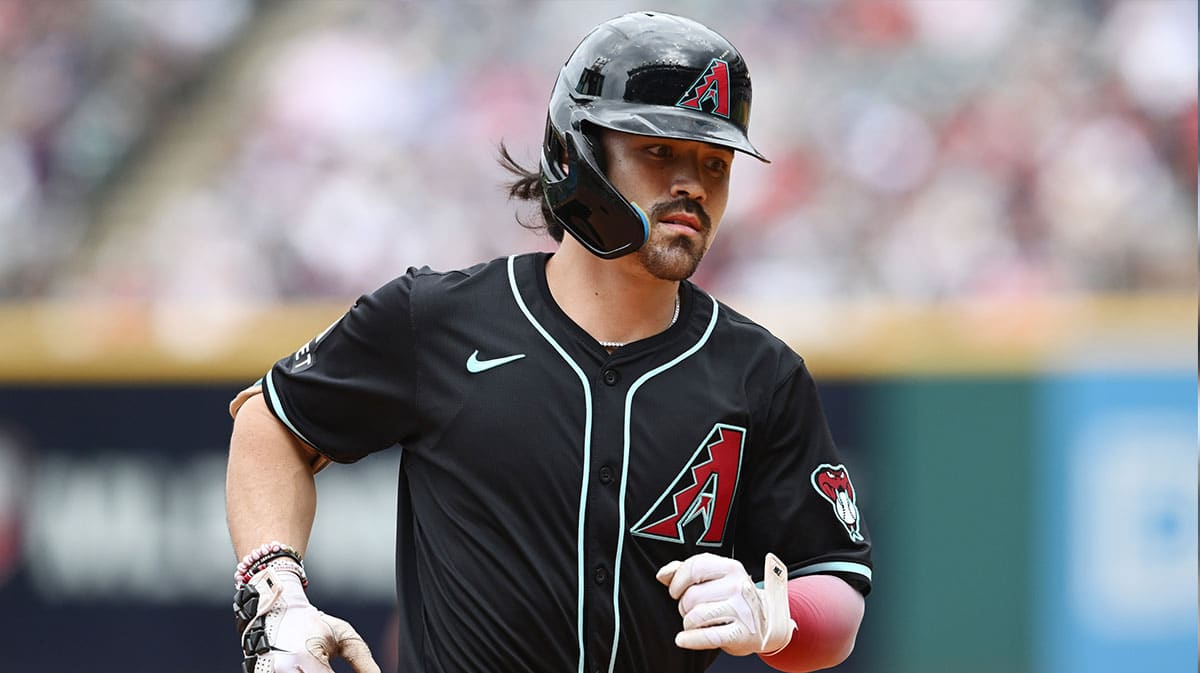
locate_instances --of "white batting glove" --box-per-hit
[234,562,381,673]
[656,552,796,657]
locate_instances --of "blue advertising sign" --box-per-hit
[1034,373,1198,673]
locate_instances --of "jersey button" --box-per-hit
[602,368,619,386]
[599,465,613,484]
[594,566,608,584]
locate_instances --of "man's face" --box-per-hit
[599,130,733,281]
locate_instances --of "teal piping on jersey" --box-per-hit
[264,369,320,450]
[793,560,873,582]
[608,294,720,673]
[506,255,595,673]
[752,561,874,590]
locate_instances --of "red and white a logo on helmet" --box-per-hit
[676,58,731,118]
[631,424,744,546]
[811,464,865,543]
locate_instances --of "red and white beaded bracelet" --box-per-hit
[234,540,308,589]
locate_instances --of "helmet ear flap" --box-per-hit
[542,119,567,182]
[543,119,606,181]
[540,126,649,260]
[579,122,606,176]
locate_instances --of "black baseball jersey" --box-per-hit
[259,252,872,673]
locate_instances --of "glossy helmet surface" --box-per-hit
[540,11,767,259]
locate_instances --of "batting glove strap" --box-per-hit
[232,563,380,673]
[756,553,798,654]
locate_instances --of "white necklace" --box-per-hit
[599,294,680,349]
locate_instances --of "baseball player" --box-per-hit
[226,11,872,673]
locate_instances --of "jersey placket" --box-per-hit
[583,298,720,673]
[583,358,628,673]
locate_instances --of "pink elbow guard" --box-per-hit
[758,575,865,672]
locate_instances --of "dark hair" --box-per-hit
[497,142,563,242]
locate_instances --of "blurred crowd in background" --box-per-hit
[0,0,1195,304]
[0,0,254,297]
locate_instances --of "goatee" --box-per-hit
[637,234,703,281]
[638,197,711,281]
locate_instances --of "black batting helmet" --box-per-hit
[540,11,768,259]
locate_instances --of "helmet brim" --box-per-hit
[576,102,769,163]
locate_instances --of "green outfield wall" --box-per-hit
[866,378,1037,673]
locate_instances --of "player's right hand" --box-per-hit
[233,562,381,673]
[656,552,796,657]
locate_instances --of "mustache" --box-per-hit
[648,197,711,232]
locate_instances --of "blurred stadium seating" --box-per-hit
[1,0,1194,305]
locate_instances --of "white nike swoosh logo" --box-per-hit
[466,350,525,373]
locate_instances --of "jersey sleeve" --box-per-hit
[735,360,873,596]
[259,273,423,463]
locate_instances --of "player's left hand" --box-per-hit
[656,552,796,657]
[233,562,380,673]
